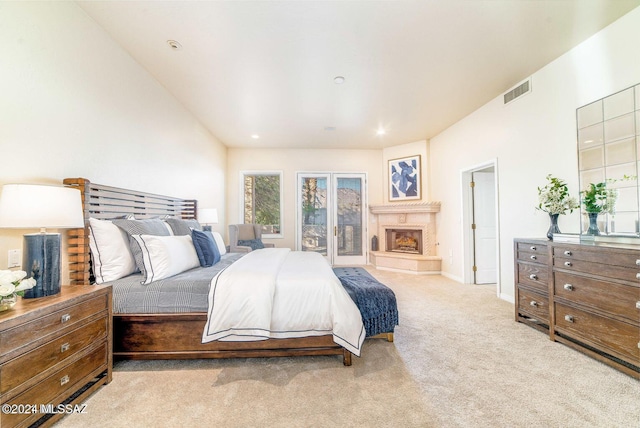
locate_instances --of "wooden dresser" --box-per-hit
[514,238,640,378]
[0,285,112,428]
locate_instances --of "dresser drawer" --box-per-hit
[0,294,107,356]
[518,251,548,265]
[555,303,640,365]
[1,341,107,428]
[554,245,640,268]
[516,242,548,263]
[516,262,548,293]
[554,272,640,323]
[1,316,107,395]
[517,287,549,323]
[554,257,639,283]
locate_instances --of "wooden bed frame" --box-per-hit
[63,178,352,366]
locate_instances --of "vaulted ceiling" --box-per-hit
[78,1,640,149]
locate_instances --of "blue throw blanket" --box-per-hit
[337,275,399,337]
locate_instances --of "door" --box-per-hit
[297,173,367,265]
[333,174,366,265]
[472,170,497,284]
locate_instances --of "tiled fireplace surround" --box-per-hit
[369,202,441,274]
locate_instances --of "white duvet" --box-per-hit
[202,248,365,356]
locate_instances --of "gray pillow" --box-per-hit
[165,218,202,236]
[112,218,171,276]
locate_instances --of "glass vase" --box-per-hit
[586,212,601,236]
[0,293,18,312]
[547,213,561,240]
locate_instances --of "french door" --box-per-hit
[296,173,367,265]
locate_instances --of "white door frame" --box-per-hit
[460,159,502,297]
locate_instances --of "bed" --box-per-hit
[63,178,363,365]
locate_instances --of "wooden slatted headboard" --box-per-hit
[63,178,197,285]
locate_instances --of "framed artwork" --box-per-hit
[389,155,421,201]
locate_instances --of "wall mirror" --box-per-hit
[577,83,640,238]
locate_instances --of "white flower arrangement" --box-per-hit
[537,174,579,215]
[0,270,36,305]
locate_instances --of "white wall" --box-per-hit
[227,148,383,250]
[0,2,227,278]
[429,7,640,300]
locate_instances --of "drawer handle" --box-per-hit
[60,342,70,353]
[529,301,538,307]
[636,259,640,266]
[636,301,640,310]
[60,375,70,386]
[563,284,574,291]
[530,246,536,251]
[636,273,640,280]
[530,255,537,260]
[564,315,574,323]
[529,274,538,280]
[61,314,71,323]
[564,261,572,267]
[564,250,572,256]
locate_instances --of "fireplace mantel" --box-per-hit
[369,202,441,215]
[368,201,441,274]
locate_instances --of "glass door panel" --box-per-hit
[333,174,366,265]
[298,174,330,258]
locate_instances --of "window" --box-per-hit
[241,171,282,237]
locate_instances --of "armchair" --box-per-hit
[228,224,275,253]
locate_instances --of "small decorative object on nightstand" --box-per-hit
[0,270,36,312]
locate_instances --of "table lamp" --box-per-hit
[0,184,84,298]
[199,208,219,231]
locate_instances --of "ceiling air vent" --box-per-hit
[503,79,531,105]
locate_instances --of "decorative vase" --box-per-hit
[586,212,601,236]
[547,213,561,240]
[0,293,18,312]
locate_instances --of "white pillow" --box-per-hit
[211,231,227,255]
[89,217,137,284]
[131,234,200,285]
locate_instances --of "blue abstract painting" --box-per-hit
[389,155,421,201]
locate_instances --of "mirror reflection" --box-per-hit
[576,84,640,237]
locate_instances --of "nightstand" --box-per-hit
[0,285,112,428]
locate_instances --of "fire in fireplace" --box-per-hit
[386,229,422,254]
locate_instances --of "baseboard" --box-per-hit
[499,292,515,304]
[440,271,463,283]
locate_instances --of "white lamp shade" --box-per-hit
[0,184,84,229]
[199,208,219,224]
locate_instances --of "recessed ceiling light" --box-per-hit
[167,40,182,50]
[333,76,345,84]
[376,128,386,136]
[251,134,260,139]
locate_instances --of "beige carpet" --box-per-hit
[55,268,640,428]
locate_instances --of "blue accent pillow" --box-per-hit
[237,239,265,251]
[191,229,221,267]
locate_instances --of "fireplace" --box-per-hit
[369,202,441,274]
[386,229,422,254]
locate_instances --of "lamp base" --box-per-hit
[22,233,61,298]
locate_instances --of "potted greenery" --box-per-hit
[537,174,579,240]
